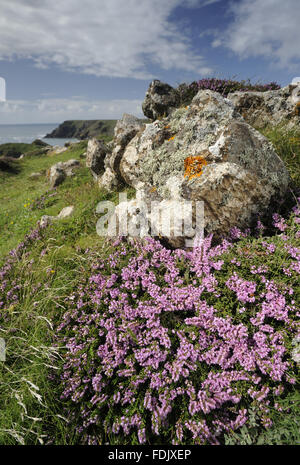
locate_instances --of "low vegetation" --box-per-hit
[0,79,299,445]
[45,120,117,143]
[0,140,48,159]
[176,77,281,107]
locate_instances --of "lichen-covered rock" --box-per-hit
[63,159,80,173]
[99,114,144,189]
[48,164,66,188]
[86,138,108,178]
[112,191,198,249]
[142,80,180,120]
[227,84,300,129]
[114,113,145,147]
[98,167,119,191]
[118,89,291,245]
[48,159,80,187]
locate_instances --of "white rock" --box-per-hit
[57,206,74,219]
[117,89,291,245]
[39,206,74,227]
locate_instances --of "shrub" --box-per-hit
[176,78,281,107]
[0,156,20,174]
[57,200,299,445]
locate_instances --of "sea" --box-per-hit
[0,123,79,146]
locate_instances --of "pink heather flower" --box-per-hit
[250,265,268,274]
[262,241,276,254]
[256,220,265,232]
[230,227,242,239]
[272,213,287,232]
[226,272,256,303]
[54,229,298,444]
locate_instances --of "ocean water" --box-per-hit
[0,124,79,146]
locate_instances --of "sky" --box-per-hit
[0,0,299,124]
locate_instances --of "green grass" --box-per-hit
[0,141,48,158]
[45,119,117,142]
[0,141,136,444]
[258,124,300,187]
[0,141,88,258]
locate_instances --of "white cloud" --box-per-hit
[0,77,6,101]
[0,97,144,124]
[0,0,215,79]
[215,0,300,69]
[185,0,222,6]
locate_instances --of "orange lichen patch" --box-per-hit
[294,101,300,115]
[167,135,175,141]
[150,186,157,193]
[164,124,170,129]
[184,156,208,180]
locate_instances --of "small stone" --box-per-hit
[57,206,74,219]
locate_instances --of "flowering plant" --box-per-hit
[176,78,281,107]
[57,202,299,445]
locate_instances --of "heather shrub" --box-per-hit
[0,106,298,446]
[176,78,281,107]
[57,200,299,445]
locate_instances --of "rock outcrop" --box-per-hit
[227,83,300,129]
[140,79,300,130]
[98,114,145,190]
[48,159,80,188]
[142,80,180,120]
[111,89,292,247]
[86,138,108,179]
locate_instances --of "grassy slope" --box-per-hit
[0,124,299,444]
[45,120,117,142]
[0,141,89,257]
[0,139,137,444]
[0,141,48,158]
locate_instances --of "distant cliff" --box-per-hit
[45,120,117,141]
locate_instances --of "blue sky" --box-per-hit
[0,0,299,124]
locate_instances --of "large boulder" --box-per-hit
[86,138,108,178]
[142,80,180,120]
[99,114,145,190]
[227,83,300,129]
[114,113,145,147]
[116,89,291,246]
[48,159,80,188]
